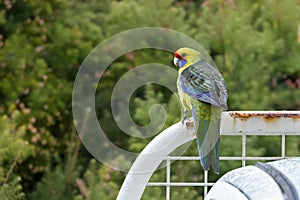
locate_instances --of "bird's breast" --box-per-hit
[177,80,192,111]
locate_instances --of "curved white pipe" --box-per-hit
[117,120,196,200]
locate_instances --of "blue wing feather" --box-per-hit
[179,60,228,109]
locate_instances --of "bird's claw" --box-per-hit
[181,115,188,125]
[181,110,188,124]
[181,111,194,128]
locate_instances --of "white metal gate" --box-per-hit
[117,111,300,200]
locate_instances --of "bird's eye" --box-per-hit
[181,53,186,57]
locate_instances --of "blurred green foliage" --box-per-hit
[0,0,299,199]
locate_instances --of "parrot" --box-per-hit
[173,47,228,174]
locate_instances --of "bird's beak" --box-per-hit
[173,57,179,67]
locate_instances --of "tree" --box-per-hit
[0,113,34,200]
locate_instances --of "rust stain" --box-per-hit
[229,112,300,122]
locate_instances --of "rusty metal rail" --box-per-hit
[222,111,300,135]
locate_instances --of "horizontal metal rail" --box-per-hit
[165,156,297,161]
[147,182,215,187]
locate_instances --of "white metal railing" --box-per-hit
[117,111,300,200]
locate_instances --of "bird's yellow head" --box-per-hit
[173,47,201,72]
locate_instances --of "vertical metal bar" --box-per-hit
[166,158,170,200]
[204,170,208,197]
[242,134,246,167]
[281,134,286,158]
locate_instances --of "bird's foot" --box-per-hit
[181,111,194,128]
[185,120,194,128]
[181,113,188,125]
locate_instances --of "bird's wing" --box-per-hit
[178,60,228,109]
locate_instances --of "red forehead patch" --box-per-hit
[174,52,181,59]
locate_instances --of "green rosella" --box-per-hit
[173,47,228,174]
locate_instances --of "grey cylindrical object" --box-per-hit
[206,158,300,200]
[265,158,300,199]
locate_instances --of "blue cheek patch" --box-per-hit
[178,60,187,68]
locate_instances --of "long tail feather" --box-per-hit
[192,104,221,174]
